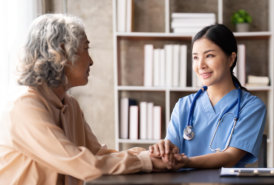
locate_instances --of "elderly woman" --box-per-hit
[0,14,170,185]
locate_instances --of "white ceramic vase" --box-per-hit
[236,23,250,32]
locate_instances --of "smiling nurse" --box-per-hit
[150,24,267,169]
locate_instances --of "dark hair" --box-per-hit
[192,24,247,91]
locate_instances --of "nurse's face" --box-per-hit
[192,38,235,87]
[65,34,93,88]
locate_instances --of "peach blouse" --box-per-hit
[0,84,152,185]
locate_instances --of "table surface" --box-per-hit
[86,169,274,185]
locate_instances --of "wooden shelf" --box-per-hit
[117,85,272,92]
[116,31,272,39]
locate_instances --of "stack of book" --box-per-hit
[246,75,270,87]
[171,13,216,34]
[144,44,188,87]
[119,98,162,140]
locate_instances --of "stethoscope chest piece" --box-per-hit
[183,125,194,140]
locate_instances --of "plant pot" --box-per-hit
[236,23,250,32]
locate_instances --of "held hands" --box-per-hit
[149,140,189,171]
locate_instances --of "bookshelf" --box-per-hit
[113,0,274,167]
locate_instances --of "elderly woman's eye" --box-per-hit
[192,56,198,61]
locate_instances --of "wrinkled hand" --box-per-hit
[149,140,179,168]
[151,156,172,172]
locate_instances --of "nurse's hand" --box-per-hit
[172,153,189,169]
[149,140,179,165]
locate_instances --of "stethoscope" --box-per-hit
[183,84,242,152]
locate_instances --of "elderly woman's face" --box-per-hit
[65,34,93,87]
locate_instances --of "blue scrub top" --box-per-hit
[166,89,266,167]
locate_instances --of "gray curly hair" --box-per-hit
[17,14,86,87]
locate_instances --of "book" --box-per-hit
[147,102,154,140]
[246,75,269,86]
[237,44,246,85]
[144,44,154,86]
[173,27,202,34]
[171,21,215,28]
[172,45,180,87]
[172,19,215,26]
[139,101,147,139]
[172,13,216,19]
[159,49,166,87]
[233,61,238,79]
[153,49,160,87]
[171,13,216,34]
[129,105,139,140]
[120,98,137,139]
[126,0,133,32]
[179,45,187,87]
[192,68,202,87]
[165,45,173,87]
[153,106,162,140]
[117,0,127,32]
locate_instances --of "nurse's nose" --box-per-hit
[198,57,207,69]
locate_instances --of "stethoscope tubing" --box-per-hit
[186,86,208,127]
[184,85,242,151]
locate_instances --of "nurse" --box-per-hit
[149,24,266,168]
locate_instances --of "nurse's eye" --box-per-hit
[206,54,215,58]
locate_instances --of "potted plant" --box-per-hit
[231,9,252,32]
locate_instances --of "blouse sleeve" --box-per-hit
[9,95,152,181]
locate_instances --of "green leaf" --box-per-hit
[231,9,252,25]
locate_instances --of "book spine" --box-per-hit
[153,106,162,140]
[120,98,129,139]
[129,105,139,140]
[159,49,166,87]
[126,0,133,32]
[247,75,269,85]
[237,44,246,86]
[172,45,180,87]
[153,49,160,87]
[171,13,216,19]
[117,0,127,32]
[171,21,215,28]
[179,45,187,87]
[165,45,173,87]
[139,101,147,139]
[147,102,154,140]
[144,44,154,86]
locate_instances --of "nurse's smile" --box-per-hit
[200,72,212,79]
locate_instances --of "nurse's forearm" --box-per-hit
[184,147,246,168]
[187,153,234,168]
